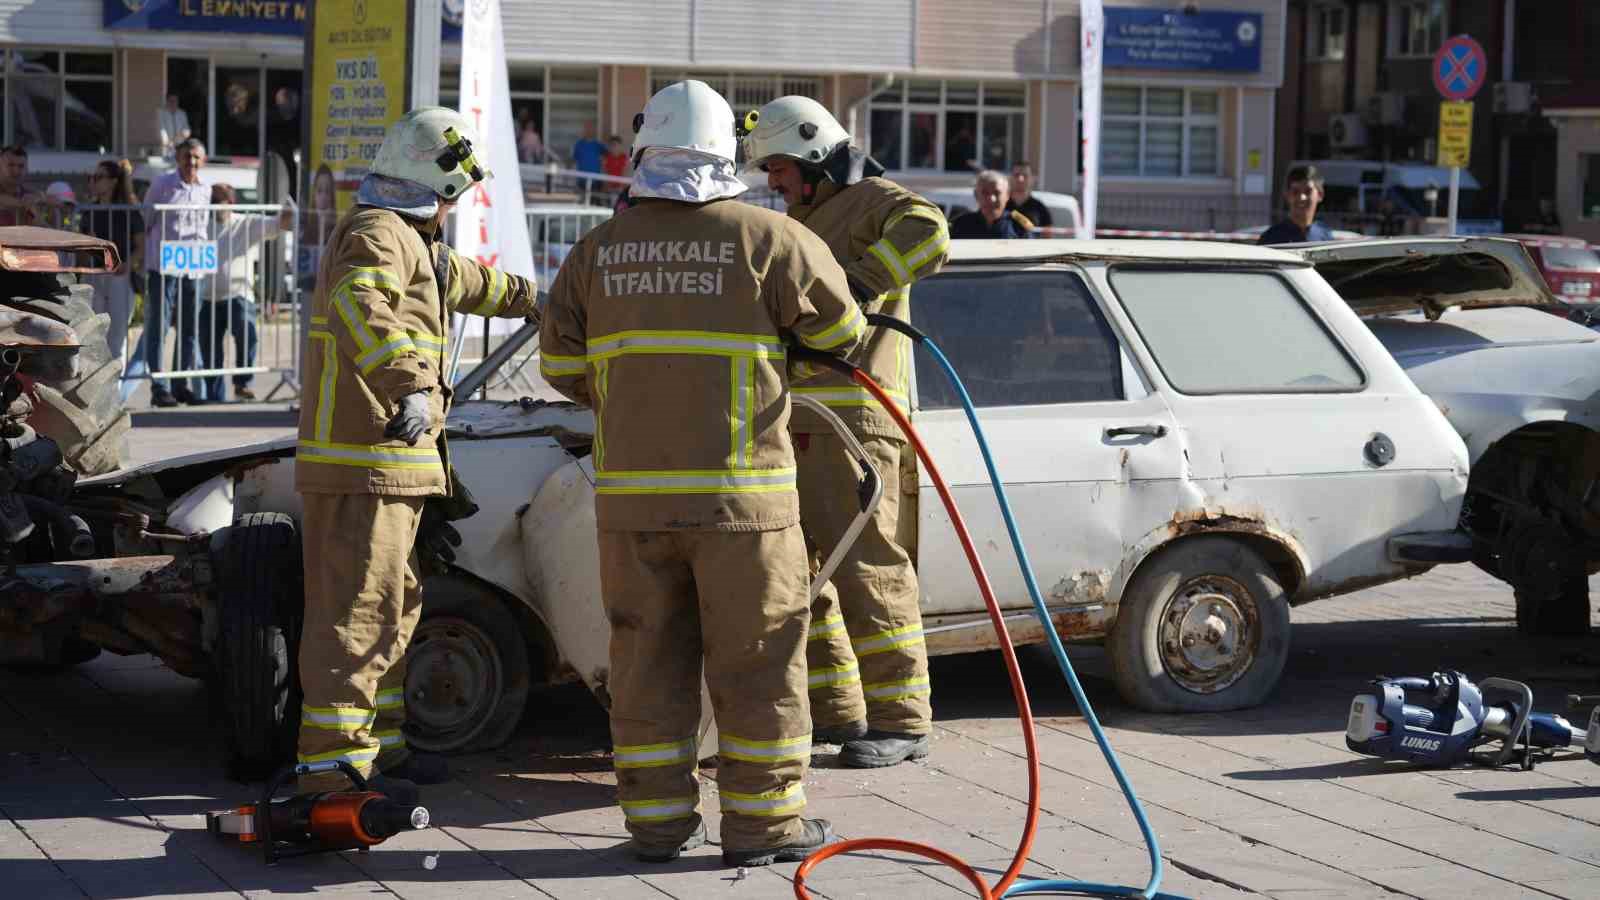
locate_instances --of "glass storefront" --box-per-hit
[4,48,115,152]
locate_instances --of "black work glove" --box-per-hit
[384,390,432,445]
[417,517,462,577]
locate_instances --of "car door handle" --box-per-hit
[1104,424,1168,439]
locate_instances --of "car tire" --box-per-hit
[1515,577,1591,637]
[209,512,304,781]
[1109,536,1290,713]
[402,574,531,754]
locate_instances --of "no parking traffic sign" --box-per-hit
[1433,35,1487,102]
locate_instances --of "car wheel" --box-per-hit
[1108,536,1290,713]
[1515,577,1591,636]
[209,512,303,780]
[403,575,531,754]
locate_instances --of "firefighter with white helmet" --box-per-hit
[541,81,864,867]
[743,95,950,768]
[294,106,540,795]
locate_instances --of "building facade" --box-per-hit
[2,0,1287,231]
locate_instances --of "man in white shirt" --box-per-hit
[158,95,192,158]
[197,183,292,403]
[139,138,211,407]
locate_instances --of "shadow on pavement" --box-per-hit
[1455,784,1600,803]
[130,408,297,429]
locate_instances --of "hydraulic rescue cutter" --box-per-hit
[206,761,429,864]
[1346,671,1584,770]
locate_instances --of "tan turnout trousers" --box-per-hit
[296,493,425,792]
[798,432,931,734]
[599,525,813,851]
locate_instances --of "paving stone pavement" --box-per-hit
[5,409,1600,898]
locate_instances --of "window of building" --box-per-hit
[913,269,1126,409]
[1309,4,1347,62]
[4,49,114,151]
[1583,154,1600,221]
[1100,86,1221,178]
[1389,1,1446,58]
[1112,270,1364,394]
[867,80,1027,174]
[442,65,600,167]
[649,71,823,120]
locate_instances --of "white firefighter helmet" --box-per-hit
[371,106,489,201]
[631,80,738,164]
[740,95,851,172]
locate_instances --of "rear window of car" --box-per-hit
[1540,246,1600,273]
[1111,269,1364,394]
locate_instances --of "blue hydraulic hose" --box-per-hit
[875,314,1179,900]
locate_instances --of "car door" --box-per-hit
[907,263,1185,619]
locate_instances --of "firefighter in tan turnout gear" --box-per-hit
[540,80,865,867]
[743,95,950,768]
[294,107,539,795]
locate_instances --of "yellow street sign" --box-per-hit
[1437,100,1473,168]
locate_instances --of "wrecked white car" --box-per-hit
[1298,237,1600,636]
[2,240,1472,774]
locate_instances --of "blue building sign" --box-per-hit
[1104,7,1264,73]
[104,0,461,40]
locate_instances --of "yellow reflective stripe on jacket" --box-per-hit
[809,662,861,689]
[795,303,864,351]
[718,733,811,764]
[331,267,404,350]
[375,687,404,711]
[719,782,805,816]
[729,356,755,468]
[409,331,446,363]
[297,744,380,767]
[300,705,375,731]
[591,359,609,469]
[373,728,405,748]
[613,737,697,769]
[309,331,338,443]
[867,239,912,287]
[808,614,845,641]
[620,796,698,822]
[586,330,786,361]
[298,440,442,470]
[852,623,925,657]
[594,467,796,495]
[540,352,587,377]
[792,385,909,412]
[356,333,420,375]
[864,675,932,702]
[464,267,508,317]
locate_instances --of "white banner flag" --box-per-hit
[455,0,534,336]
[1079,0,1104,240]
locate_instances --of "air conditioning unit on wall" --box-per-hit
[1367,92,1406,126]
[1330,113,1369,150]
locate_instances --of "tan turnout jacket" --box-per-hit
[296,206,538,496]
[785,176,949,438]
[539,197,865,532]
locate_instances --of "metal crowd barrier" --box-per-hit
[76,201,301,404]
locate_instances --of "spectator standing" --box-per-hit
[572,120,606,197]
[158,95,192,158]
[1007,162,1052,228]
[518,112,544,164]
[950,170,1034,239]
[601,135,628,179]
[142,138,211,407]
[198,183,292,403]
[42,182,77,231]
[1258,165,1333,245]
[0,145,45,226]
[81,159,145,378]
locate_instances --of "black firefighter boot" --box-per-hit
[839,731,930,768]
[811,720,867,745]
[380,751,451,785]
[722,818,835,868]
[633,818,709,863]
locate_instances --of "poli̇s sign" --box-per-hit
[1104,7,1264,73]
[160,240,219,277]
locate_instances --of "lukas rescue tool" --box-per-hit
[1346,671,1583,769]
[206,761,429,864]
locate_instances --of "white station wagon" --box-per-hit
[29,240,1473,773]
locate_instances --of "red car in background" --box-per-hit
[1505,234,1600,303]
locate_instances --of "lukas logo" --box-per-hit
[1401,736,1441,752]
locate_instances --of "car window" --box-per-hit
[912,268,1125,409]
[1541,245,1600,273]
[1111,269,1364,394]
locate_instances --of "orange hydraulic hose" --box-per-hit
[793,368,1041,900]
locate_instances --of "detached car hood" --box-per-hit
[1294,237,1558,317]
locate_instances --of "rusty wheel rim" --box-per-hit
[1156,575,1258,695]
[404,615,503,752]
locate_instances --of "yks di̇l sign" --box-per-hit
[1437,101,1473,168]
